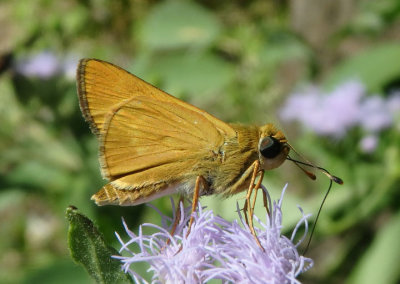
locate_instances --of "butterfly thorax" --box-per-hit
[194,124,260,197]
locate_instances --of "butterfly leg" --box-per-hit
[163,195,185,248]
[169,195,185,236]
[242,160,266,251]
[250,170,265,219]
[261,186,270,216]
[242,160,259,227]
[186,175,207,238]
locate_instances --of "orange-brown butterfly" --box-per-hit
[76,59,342,249]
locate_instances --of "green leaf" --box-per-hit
[66,206,133,284]
[347,211,400,284]
[152,51,234,96]
[7,160,70,191]
[141,1,220,50]
[324,43,400,93]
[0,75,24,135]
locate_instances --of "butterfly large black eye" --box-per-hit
[260,136,282,159]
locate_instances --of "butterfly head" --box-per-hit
[258,124,290,170]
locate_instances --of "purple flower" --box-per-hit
[115,185,313,283]
[359,95,392,132]
[280,81,364,138]
[280,81,400,141]
[15,51,80,80]
[16,51,61,78]
[359,134,378,153]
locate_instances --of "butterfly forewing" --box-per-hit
[99,96,223,182]
[77,59,236,138]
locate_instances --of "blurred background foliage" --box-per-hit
[1,0,400,283]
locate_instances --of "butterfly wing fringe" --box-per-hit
[92,182,177,206]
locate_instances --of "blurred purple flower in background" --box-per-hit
[280,80,400,152]
[115,185,313,283]
[15,51,61,78]
[280,81,364,138]
[15,51,79,80]
[359,135,378,153]
[359,96,392,132]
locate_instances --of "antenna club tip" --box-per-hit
[333,176,343,185]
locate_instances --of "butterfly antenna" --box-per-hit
[287,155,343,185]
[286,143,343,185]
[289,157,316,180]
[303,179,333,255]
[285,142,343,255]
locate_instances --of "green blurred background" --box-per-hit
[1,0,400,283]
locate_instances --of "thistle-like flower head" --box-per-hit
[115,185,313,283]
